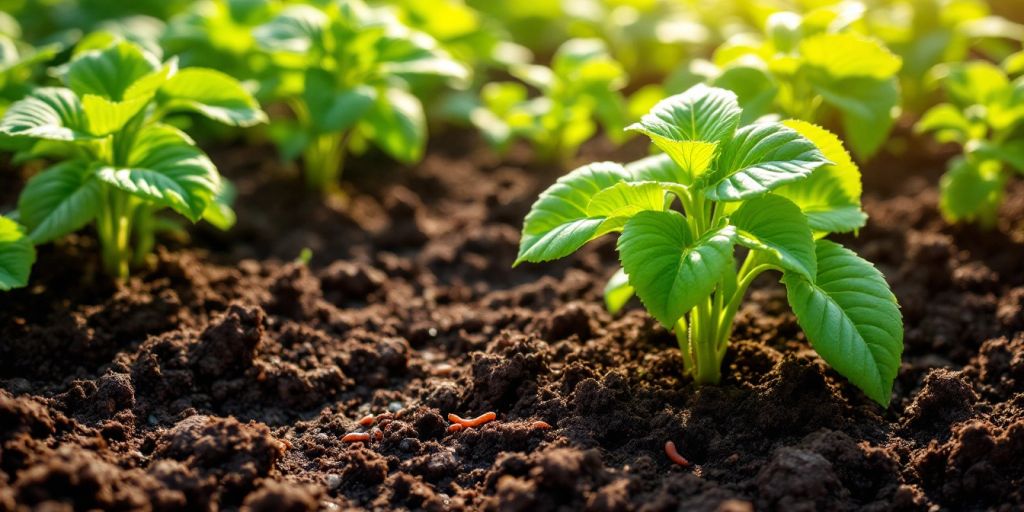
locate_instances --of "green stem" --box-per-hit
[674,316,693,375]
[303,132,347,193]
[97,187,136,281]
[715,252,779,356]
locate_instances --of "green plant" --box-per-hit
[469,38,629,164]
[0,12,60,117]
[253,0,468,193]
[515,85,903,405]
[0,40,266,280]
[676,8,902,160]
[916,57,1024,226]
[0,215,35,291]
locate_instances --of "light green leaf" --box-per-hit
[783,240,903,406]
[704,122,829,201]
[302,69,376,133]
[604,267,634,314]
[939,157,1005,226]
[202,179,237,231]
[943,61,1008,106]
[587,181,667,219]
[159,68,267,127]
[95,124,220,221]
[64,40,161,100]
[774,120,866,234]
[81,93,152,136]
[362,87,426,163]
[253,4,328,54]
[731,194,816,280]
[625,153,686,183]
[515,162,629,265]
[0,216,35,291]
[712,64,779,123]
[617,210,736,328]
[626,84,741,171]
[915,103,971,143]
[0,88,90,141]
[801,33,902,80]
[18,160,102,244]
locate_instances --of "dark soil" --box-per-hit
[1,129,1023,512]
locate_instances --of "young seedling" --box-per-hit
[681,8,902,160]
[515,85,904,406]
[253,0,468,193]
[0,215,35,291]
[0,40,266,280]
[916,57,1024,226]
[469,38,629,164]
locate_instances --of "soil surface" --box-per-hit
[1,128,1023,512]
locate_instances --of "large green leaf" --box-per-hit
[712,64,778,123]
[783,240,903,406]
[18,160,102,244]
[302,69,376,133]
[617,210,736,328]
[626,84,741,176]
[813,76,899,160]
[943,61,1009,107]
[95,124,220,221]
[64,40,162,100]
[774,120,866,234]
[731,194,816,280]
[0,216,35,291]
[587,181,667,219]
[939,157,1005,226]
[362,87,425,163]
[704,122,829,201]
[159,67,267,127]
[0,88,90,141]
[515,162,629,265]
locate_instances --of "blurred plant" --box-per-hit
[916,55,1024,226]
[0,40,265,279]
[0,215,35,291]
[688,7,904,160]
[468,38,629,164]
[254,0,469,193]
[0,12,61,117]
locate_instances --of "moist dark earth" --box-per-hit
[1,128,1023,512]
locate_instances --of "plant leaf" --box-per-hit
[774,120,866,234]
[800,33,902,80]
[731,194,816,280]
[253,4,328,54]
[939,157,1005,227]
[302,69,376,133]
[625,153,687,183]
[18,160,102,244]
[362,87,426,163]
[587,181,667,219]
[64,40,162,100]
[95,124,220,221]
[812,76,899,160]
[704,122,829,201]
[159,68,268,127]
[0,87,90,141]
[515,162,629,265]
[603,267,634,314]
[617,210,736,328]
[626,84,741,174]
[0,215,35,291]
[783,240,903,406]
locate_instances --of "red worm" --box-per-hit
[664,441,690,467]
[532,421,552,430]
[358,414,375,427]
[448,412,497,428]
[373,429,383,441]
[447,424,464,433]
[342,433,371,443]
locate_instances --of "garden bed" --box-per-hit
[1,130,1023,511]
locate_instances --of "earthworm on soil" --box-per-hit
[342,433,371,443]
[358,414,375,426]
[447,424,464,433]
[664,441,690,467]
[533,421,552,430]
[448,412,497,428]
